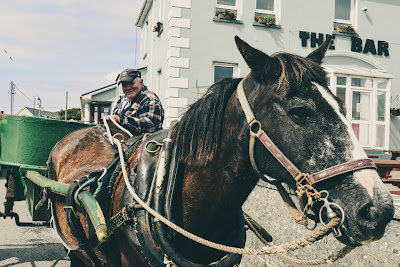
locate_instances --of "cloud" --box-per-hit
[105,71,121,83]
[0,0,143,112]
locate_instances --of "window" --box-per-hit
[254,0,279,23]
[91,104,111,124]
[213,62,237,83]
[334,0,355,29]
[328,74,390,149]
[215,0,239,19]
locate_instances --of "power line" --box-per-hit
[11,82,34,103]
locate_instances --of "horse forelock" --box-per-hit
[270,53,328,95]
[172,78,241,167]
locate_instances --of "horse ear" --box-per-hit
[235,36,274,79]
[306,35,333,64]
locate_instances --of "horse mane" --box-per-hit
[172,78,241,168]
[172,52,327,168]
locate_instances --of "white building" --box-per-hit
[135,0,400,151]
[80,83,118,124]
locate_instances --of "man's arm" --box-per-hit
[119,98,164,133]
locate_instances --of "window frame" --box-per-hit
[215,0,240,19]
[254,0,280,23]
[333,0,357,28]
[90,103,112,124]
[328,73,390,149]
[212,62,238,84]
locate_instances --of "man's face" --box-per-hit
[122,79,143,101]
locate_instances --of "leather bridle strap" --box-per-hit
[237,80,376,184]
[309,159,376,184]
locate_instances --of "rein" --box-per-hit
[236,80,377,228]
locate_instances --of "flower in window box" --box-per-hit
[153,22,163,33]
[216,9,236,20]
[255,16,276,26]
[335,24,357,34]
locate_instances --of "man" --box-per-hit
[107,68,164,133]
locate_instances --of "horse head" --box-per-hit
[234,36,394,246]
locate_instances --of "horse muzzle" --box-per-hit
[336,187,394,246]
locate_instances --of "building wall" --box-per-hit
[17,108,33,117]
[137,0,400,149]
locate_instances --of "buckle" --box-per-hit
[295,172,314,186]
[295,173,321,214]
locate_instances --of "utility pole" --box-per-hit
[33,95,36,110]
[65,91,68,120]
[38,97,42,117]
[9,81,15,114]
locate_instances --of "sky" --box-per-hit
[0,0,143,113]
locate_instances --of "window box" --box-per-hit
[335,24,357,34]
[213,17,243,24]
[333,31,358,37]
[255,15,275,25]
[253,16,280,28]
[216,10,237,20]
[253,22,281,29]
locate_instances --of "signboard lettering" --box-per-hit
[299,31,389,57]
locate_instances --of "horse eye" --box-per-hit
[289,107,314,122]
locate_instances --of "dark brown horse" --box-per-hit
[50,36,394,266]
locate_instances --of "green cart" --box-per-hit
[0,115,91,223]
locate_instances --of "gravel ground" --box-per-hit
[241,179,400,267]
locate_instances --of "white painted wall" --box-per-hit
[136,0,400,149]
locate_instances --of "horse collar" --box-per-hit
[236,80,377,226]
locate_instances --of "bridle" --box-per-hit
[236,80,377,231]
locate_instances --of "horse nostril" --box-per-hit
[357,202,382,230]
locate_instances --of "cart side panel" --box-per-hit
[0,115,93,221]
[0,115,92,167]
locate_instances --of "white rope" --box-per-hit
[113,137,340,255]
[103,115,133,145]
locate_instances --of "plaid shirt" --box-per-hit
[112,86,164,133]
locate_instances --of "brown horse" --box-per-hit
[50,36,394,266]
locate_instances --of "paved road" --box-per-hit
[0,177,70,267]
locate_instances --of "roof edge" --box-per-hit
[135,0,153,27]
[81,83,117,97]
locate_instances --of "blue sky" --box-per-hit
[0,0,143,113]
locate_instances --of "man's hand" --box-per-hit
[106,115,120,122]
